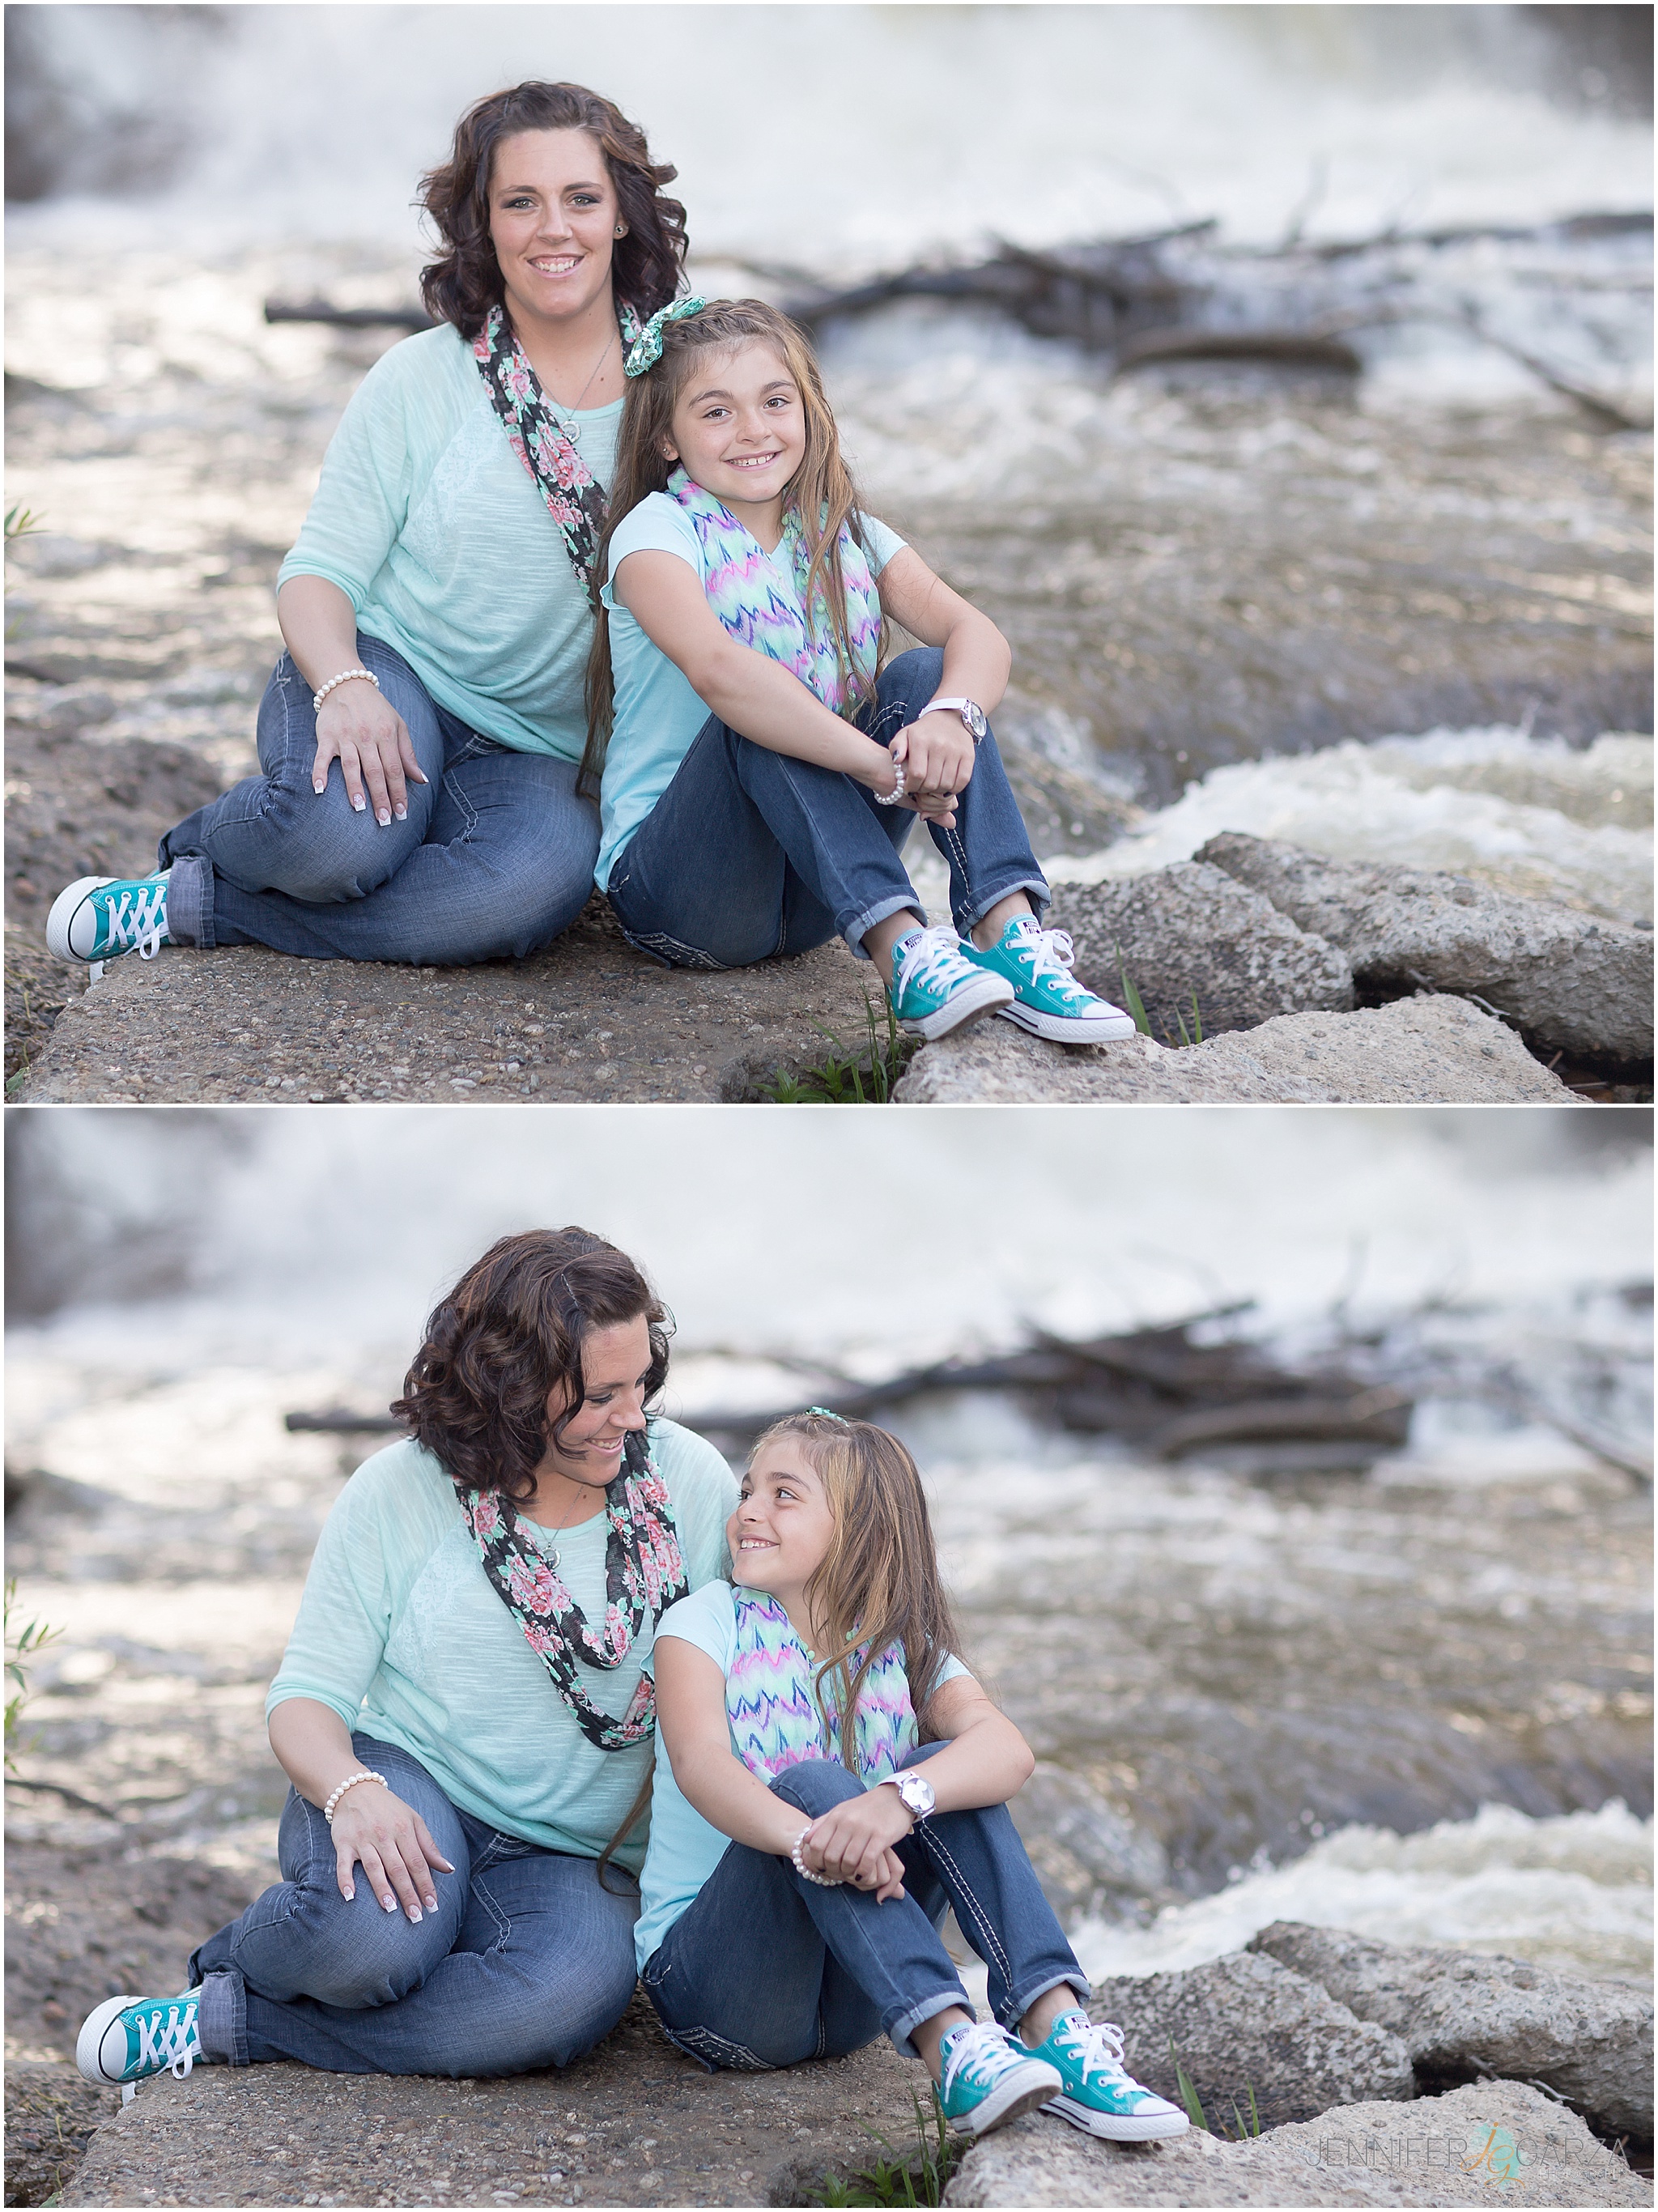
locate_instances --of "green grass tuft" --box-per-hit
[758,989,918,1104]
[806,2090,960,2207]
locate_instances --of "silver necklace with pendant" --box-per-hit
[548,329,617,445]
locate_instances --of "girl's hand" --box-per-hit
[800,1789,916,1896]
[311,683,427,827]
[893,714,976,803]
[329,1783,455,1919]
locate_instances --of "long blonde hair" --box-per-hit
[748,1411,963,1767]
[581,299,882,796]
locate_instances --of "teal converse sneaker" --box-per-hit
[887,923,1014,1040]
[1031,2011,1189,2141]
[77,1990,208,2088]
[47,872,173,963]
[960,917,1137,1043]
[936,2019,1064,2137]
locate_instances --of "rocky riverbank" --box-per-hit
[24,1921,1652,2208]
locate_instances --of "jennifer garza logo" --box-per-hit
[1317,2123,1601,2189]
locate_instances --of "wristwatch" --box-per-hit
[919,697,988,743]
[878,1771,937,1824]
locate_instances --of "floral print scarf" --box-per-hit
[461,1427,687,1751]
[473,301,643,593]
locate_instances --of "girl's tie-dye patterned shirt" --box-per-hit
[632,1579,967,1972]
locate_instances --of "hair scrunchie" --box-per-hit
[623,293,710,377]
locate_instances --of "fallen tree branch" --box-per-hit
[264,299,433,332]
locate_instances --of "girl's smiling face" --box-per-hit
[729,1436,836,1607]
[664,341,807,537]
[488,126,622,333]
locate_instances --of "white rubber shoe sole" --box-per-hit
[1043,2091,1192,2140]
[45,877,116,963]
[896,972,1015,1041]
[76,1993,142,2085]
[955,2060,1066,2137]
[1000,1000,1139,1045]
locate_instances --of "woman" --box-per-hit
[46,81,688,970]
[75,1227,738,2083]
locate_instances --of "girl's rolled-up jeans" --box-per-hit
[604,648,1049,968]
[640,1742,1088,2071]
[187,1734,639,2076]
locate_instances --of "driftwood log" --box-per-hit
[284,1306,1414,1475]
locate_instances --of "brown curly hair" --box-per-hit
[391,1227,672,1502]
[418,81,688,338]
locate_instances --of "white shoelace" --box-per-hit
[101,883,170,961]
[134,2002,201,2079]
[1009,923,1089,1003]
[940,2019,1025,2101]
[896,923,976,998]
[1055,2014,1136,2090]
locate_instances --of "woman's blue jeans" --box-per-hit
[187,1736,640,2077]
[157,636,600,964]
[604,649,1049,967]
[640,1744,1087,2071]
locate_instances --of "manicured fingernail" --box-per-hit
[342,1886,354,1900]
[425,1895,437,1910]
[376,809,390,826]
[352,795,367,812]
[382,1895,396,1911]
[409,1906,423,1922]
[394,805,407,821]
[312,782,325,796]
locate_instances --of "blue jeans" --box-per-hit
[187,1737,640,2077]
[605,649,1048,966]
[157,636,600,963]
[640,1744,1087,2070]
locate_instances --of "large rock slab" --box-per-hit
[946,2078,1651,2207]
[894,993,1579,1103]
[60,1991,930,2207]
[1248,1921,1654,2142]
[12,900,892,1106]
[1090,1951,1414,2133]
[1196,832,1654,1065]
[1045,864,1354,1040]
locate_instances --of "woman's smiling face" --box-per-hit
[540,1313,653,1493]
[488,126,622,331]
[728,1436,836,1606]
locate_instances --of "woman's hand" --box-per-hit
[311,682,427,827]
[329,1781,455,1920]
[799,1786,916,1899]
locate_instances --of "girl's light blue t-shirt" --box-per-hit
[266,1422,738,1873]
[633,1579,968,1970]
[594,496,908,891]
[277,325,619,764]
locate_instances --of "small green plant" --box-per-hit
[1170,990,1205,1048]
[4,503,44,551]
[759,989,916,1104]
[807,2090,959,2207]
[5,1577,62,1772]
[1166,2039,1261,2139]
[1114,947,1204,1049]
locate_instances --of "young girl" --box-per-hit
[634,1411,1187,2142]
[585,297,1136,1044]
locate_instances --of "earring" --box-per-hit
[614,224,627,238]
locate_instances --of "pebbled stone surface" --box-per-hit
[894,992,1579,1103]
[1046,863,1354,1040]
[1248,1921,1654,2142]
[945,2077,1652,2207]
[1197,832,1654,1065]
[1090,1950,1415,2132]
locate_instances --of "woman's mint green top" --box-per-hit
[632,1580,968,1969]
[266,1421,737,1872]
[594,496,908,890]
[277,326,619,763]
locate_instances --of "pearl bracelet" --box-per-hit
[323,1769,389,1825]
[791,1829,842,1887]
[312,667,381,714]
[873,757,907,808]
